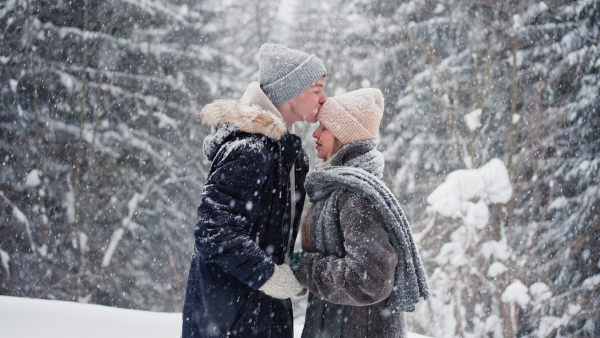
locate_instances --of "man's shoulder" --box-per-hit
[216,132,278,163]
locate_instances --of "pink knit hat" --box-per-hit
[317,88,384,144]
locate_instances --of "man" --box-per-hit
[182,44,327,338]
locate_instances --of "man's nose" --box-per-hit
[319,93,327,104]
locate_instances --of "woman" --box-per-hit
[290,88,430,338]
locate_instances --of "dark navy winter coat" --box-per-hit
[182,98,308,338]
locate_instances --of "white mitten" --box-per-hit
[259,264,304,299]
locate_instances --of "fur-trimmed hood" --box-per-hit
[201,82,287,160]
[200,99,286,140]
[183,84,310,338]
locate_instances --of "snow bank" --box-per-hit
[0,296,180,338]
[0,296,431,338]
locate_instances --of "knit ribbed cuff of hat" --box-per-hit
[261,55,327,106]
[319,99,377,144]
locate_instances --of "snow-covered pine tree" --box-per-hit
[283,0,599,336]
[0,0,228,311]
[512,1,600,335]
[203,0,281,97]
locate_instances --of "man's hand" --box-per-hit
[259,264,304,299]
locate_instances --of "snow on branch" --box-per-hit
[581,274,600,289]
[464,109,482,132]
[39,20,220,64]
[426,158,512,224]
[101,176,159,268]
[102,228,125,268]
[118,0,189,24]
[0,191,47,258]
[0,248,10,279]
[502,280,531,308]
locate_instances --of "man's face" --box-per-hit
[287,77,327,124]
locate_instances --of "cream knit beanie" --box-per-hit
[317,88,384,144]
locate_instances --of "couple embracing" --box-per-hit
[182,44,430,338]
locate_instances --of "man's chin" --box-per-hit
[305,114,318,123]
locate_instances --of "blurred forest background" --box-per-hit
[0,0,598,337]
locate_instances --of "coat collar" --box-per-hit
[329,140,377,166]
[201,82,290,138]
[201,83,290,160]
[240,82,285,124]
[240,82,295,133]
[201,83,295,160]
[328,140,384,178]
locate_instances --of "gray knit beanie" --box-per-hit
[259,44,327,106]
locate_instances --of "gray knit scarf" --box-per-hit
[305,140,430,315]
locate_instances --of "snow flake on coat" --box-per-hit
[182,91,308,338]
[296,140,430,338]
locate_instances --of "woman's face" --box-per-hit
[312,122,336,160]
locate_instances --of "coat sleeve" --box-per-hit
[295,193,398,306]
[194,138,276,290]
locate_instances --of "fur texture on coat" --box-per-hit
[182,84,308,338]
[295,140,430,338]
[201,99,286,141]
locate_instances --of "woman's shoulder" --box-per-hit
[338,191,377,215]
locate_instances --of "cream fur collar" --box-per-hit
[200,82,287,141]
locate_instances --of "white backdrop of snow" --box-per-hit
[0,296,431,338]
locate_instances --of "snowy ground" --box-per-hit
[0,296,430,337]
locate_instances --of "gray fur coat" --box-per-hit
[295,140,430,338]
